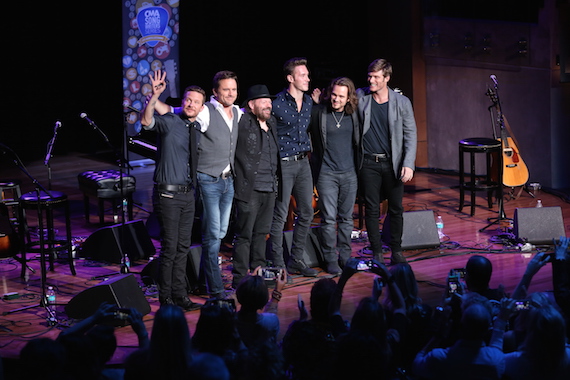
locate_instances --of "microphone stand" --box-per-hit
[480,78,509,232]
[44,122,61,190]
[1,144,57,325]
[122,106,149,214]
[82,116,131,277]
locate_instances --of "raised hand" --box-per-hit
[148,70,167,96]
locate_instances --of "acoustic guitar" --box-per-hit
[499,116,529,187]
[487,89,529,188]
[0,203,19,258]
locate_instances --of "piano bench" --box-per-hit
[78,170,136,224]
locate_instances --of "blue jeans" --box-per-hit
[197,172,234,296]
[269,157,314,267]
[316,170,358,266]
[152,187,196,300]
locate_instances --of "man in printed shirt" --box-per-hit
[269,57,321,277]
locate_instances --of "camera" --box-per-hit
[261,267,282,281]
[515,300,531,310]
[447,278,460,294]
[451,268,466,278]
[357,260,372,271]
[114,308,131,320]
[205,298,236,312]
[447,272,461,294]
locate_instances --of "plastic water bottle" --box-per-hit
[436,215,445,241]
[46,286,57,324]
[46,286,56,314]
[535,199,543,208]
[121,255,131,274]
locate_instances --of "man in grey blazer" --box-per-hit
[357,58,417,265]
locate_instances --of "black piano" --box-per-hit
[128,133,157,161]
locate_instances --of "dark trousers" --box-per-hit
[269,157,314,267]
[359,158,404,254]
[153,187,195,300]
[232,190,275,286]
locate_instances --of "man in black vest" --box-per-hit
[141,69,203,311]
[232,85,281,288]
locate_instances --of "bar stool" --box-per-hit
[18,190,76,277]
[78,170,136,224]
[458,137,502,216]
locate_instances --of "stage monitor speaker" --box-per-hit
[140,245,202,290]
[383,210,441,250]
[80,219,155,263]
[514,206,566,245]
[282,227,323,268]
[65,274,151,323]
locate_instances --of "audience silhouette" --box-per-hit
[6,240,570,380]
[124,304,193,380]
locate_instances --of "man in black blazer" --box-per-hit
[232,85,281,288]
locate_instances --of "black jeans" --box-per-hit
[153,187,196,300]
[359,158,404,254]
[232,190,275,286]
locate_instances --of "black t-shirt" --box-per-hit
[363,99,390,155]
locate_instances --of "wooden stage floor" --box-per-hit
[1,152,569,372]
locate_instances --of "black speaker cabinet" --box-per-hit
[514,206,566,245]
[265,227,324,268]
[282,227,324,268]
[65,274,151,323]
[141,245,202,290]
[383,210,441,250]
[80,219,155,263]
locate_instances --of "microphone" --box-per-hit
[124,105,140,113]
[80,112,97,127]
[490,74,498,86]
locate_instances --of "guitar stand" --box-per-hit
[479,188,511,232]
[507,185,535,200]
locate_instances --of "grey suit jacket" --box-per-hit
[356,87,417,177]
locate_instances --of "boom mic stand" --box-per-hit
[80,113,131,276]
[44,121,61,191]
[122,105,150,214]
[479,76,509,232]
[1,143,57,325]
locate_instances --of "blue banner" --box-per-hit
[122,0,180,136]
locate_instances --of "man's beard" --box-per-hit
[256,108,271,121]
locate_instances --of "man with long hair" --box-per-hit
[309,77,361,274]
